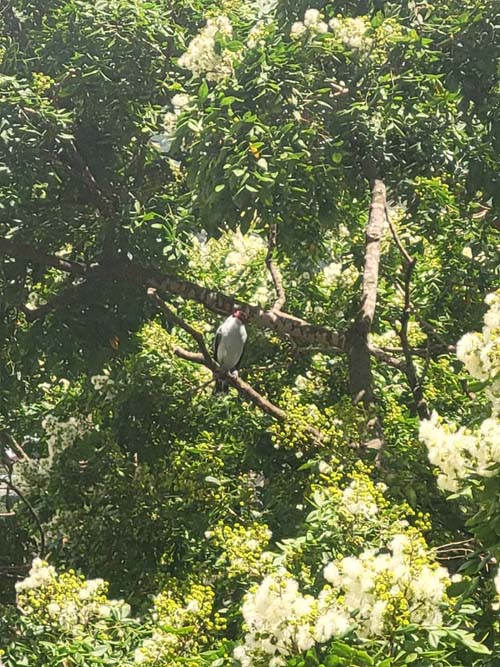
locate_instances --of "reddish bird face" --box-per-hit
[233,309,247,323]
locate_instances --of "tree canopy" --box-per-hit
[0,0,499,666]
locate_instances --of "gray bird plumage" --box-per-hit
[213,311,247,394]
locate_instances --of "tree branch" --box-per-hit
[173,345,323,444]
[147,288,215,369]
[0,236,344,350]
[347,179,386,407]
[388,215,431,421]
[398,259,430,420]
[2,473,45,558]
[265,222,286,311]
[385,204,412,264]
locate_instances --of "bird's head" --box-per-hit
[232,305,248,323]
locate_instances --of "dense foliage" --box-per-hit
[0,0,499,665]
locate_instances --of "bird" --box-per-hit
[213,306,248,394]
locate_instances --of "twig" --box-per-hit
[2,475,45,558]
[265,222,286,311]
[385,204,412,264]
[388,211,431,421]
[147,288,215,368]
[368,344,407,370]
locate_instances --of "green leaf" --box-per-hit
[198,80,209,101]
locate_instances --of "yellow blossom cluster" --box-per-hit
[208,521,273,579]
[134,581,226,665]
[15,559,124,635]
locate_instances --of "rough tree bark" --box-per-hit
[347,179,386,408]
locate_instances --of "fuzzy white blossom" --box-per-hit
[290,8,327,38]
[171,93,190,109]
[15,558,56,593]
[421,290,500,490]
[235,571,318,667]
[340,479,379,517]
[178,15,236,82]
[290,21,307,38]
[329,16,372,51]
[235,530,451,665]
[324,533,450,636]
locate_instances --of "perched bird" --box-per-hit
[213,306,248,394]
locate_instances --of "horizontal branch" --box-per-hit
[0,236,344,350]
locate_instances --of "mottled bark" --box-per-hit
[347,180,386,407]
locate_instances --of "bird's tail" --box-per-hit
[213,378,228,395]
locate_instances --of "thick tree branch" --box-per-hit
[0,237,344,350]
[265,222,286,311]
[347,179,386,407]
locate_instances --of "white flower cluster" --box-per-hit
[290,10,371,52]
[321,261,342,287]
[329,16,372,51]
[223,230,271,306]
[178,15,236,81]
[420,290,500,491]
[324,534,450,636]
[225,230,267,271]
[42,412,94,464]
[420,413,500,492]
[90,371,116,401]
[15,558,56,593]
[340,478,379,518]
[456,290,500,413]
[15,559,122,634]
[150,93,191,155]
[235,533,451,666]
[320,262,358,290]
[290,9,328,38]
[234,571,320,667]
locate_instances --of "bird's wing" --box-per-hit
[234,342,246,370]
[213,326,223,361]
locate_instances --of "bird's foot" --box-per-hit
[229,369,239,379]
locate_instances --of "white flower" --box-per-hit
[329,16,372,52]
[178,15,236,82]
[290,21,306,38]
[171,93,190,109]
[303,9,321,27]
